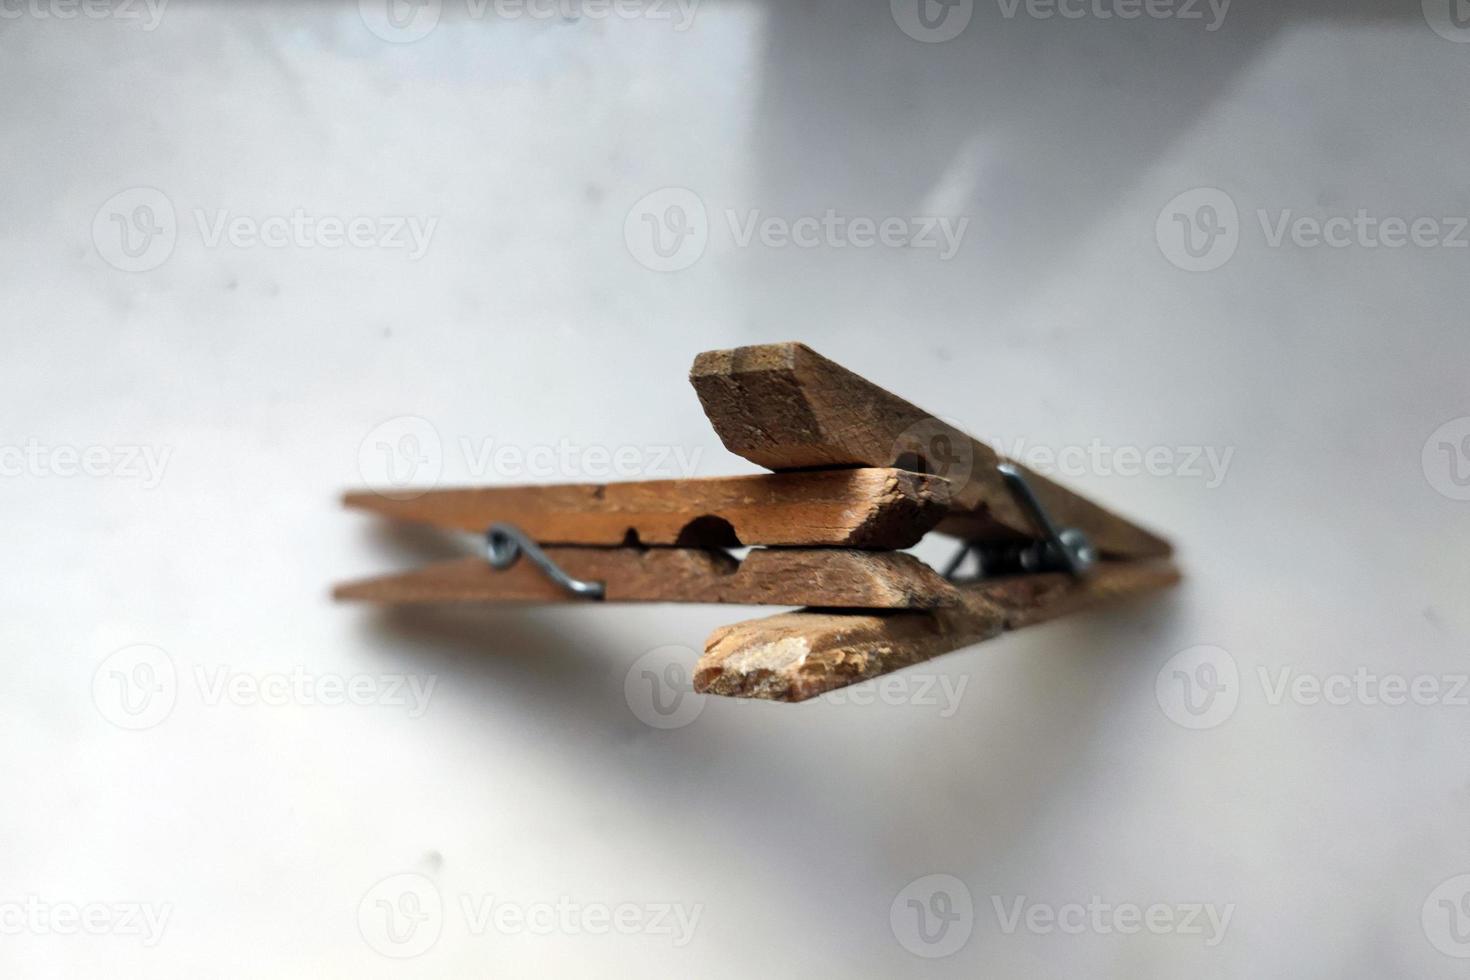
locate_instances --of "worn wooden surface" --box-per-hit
[693,559,1181,701]
[342,468,947,549]
[689,342,1172,560]
[334,547,960,608]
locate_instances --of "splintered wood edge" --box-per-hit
[333,547,961,609]
[341,468,948,549]
[693,560,1181,702]
[689,342,1172,561]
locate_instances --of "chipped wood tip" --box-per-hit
[694,560,1181,702]
[688,341,813,379]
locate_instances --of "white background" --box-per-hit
[3,0,1469,975]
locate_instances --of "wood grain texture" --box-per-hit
[693,560,1181,701]
[689,342,1172,560]
[333,547,960,608]
[342,468,947,549]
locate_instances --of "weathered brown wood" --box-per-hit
[693,560,1181,701]
[342,468,947,549]
[333,548,960,608]
[693,591,1006,701]
[689,342,1172,560]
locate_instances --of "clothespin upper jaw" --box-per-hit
[689,341,1173,562]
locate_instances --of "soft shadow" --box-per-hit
[733,0,1425,332]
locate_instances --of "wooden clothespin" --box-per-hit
[336,343,1179,702]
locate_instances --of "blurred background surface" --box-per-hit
[3,0,1469,975]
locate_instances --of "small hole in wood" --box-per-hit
[674,515,741,549]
